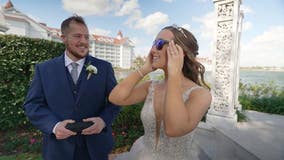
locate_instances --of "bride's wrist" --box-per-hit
[136,68,144,78]
[136,67,151,78]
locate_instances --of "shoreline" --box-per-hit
[240,68,284,72]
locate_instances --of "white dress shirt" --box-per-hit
[64,52,85,76]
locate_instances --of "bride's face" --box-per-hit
[150,29,174,70]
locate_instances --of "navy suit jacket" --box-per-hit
[23,54,120,160]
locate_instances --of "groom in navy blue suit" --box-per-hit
[23,15,120,160]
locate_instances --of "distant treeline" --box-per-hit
[240,66,284,70]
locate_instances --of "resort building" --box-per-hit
[90,31,134,69]
[0,0,135,69]
[0,6,8,34]
[1,0,61,42]
[197,57,212,71]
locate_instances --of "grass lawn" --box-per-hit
[0,153,41,160]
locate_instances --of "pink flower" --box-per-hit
[30,138,37,144]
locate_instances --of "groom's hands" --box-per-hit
[54,117,105,138]
[54,120,77,139]
[81,117,106,135]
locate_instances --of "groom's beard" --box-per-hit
[70,49,88,59]
[66,43,89,59]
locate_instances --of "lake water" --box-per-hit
[115,70,284,89]
[239,70,284,88]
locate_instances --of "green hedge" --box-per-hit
[112,103,144,149]
[239,82,284,115]
[0,35,64,130]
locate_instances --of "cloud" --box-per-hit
[115,0,139,16]
[135,46,151,57]
[135,12,169,35]
[123,8,142,27]
[114,0,169,35]
[242,21,252,32]
[240,26,284,67]
[240,5,253,14]
[193,6,252,37]
[91,28,111,36]
[193,11,216,40]
[61,0,168,35]
[193,11,215,58]
[114,0,141,25]
[181,24,191,30]
[130,36,151,57]
[130,37,139,46]
[62,0,121,16]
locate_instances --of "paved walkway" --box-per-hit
[216,110,284,160]
[111,110,284,160]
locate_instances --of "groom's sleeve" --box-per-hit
[99,63,121,127]
[23,64,59,135]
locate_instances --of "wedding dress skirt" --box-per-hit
[115,81,202,160]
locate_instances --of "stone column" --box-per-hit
[235,11,243,111]
[207,0,242,127]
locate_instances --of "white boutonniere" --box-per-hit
[86,62,97,80]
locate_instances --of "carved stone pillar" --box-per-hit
[207,0,242,127]
[235,11,243,111]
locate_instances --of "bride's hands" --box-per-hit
[166,40,184,77]
[139,51,156,75]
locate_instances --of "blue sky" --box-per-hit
[1,0,284,67]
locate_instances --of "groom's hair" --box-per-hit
[61,14,87,35]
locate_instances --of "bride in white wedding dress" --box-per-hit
[109,25,212,160]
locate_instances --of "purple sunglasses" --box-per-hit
[152,39,169,50]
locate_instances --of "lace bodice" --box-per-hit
[138,81,201,160]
